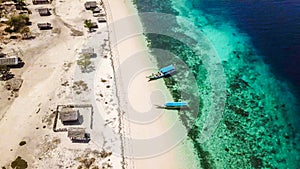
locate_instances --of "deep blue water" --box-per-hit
[192,0,300,97]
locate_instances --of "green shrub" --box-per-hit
[5,14,29,33]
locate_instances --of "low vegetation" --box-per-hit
[10,156,28,169]
[5,14,30,33]
[84,19,94,32]
[72,80,88,94]
[0,0,32,40]
[77,53,92,72]
[19,141,26,146]
[0,65,13,81]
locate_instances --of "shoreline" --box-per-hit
[103,0,199,168]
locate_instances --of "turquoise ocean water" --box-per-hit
[133,0,300,168]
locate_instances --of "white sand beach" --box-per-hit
[103,0,199,168]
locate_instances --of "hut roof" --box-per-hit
[97,17,106,23]
[59,108,79,122]
[92,6,101,13]
[5,78,23,91]
[0,57,18,66]
[2,1,15,5]
[67,127,85,140]
[81,47,94,55]
[33,0,49,4]
[84,1,97,9]
[37,22,52,29]
[38,8,50,15]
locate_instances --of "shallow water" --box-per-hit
[133,0,300,168]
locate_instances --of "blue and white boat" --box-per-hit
[146,65,176,81]
[164,102,189,109]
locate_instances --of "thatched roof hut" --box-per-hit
[38,8,50,16]
[84,1,97,9]
[5,78,23,91]
[67,127,87,141]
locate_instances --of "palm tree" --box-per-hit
[84,19,94,32]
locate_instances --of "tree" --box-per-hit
[20,26,31,39]
[13,0,27,10]
[84,19,94,32]
[77,53,92,72]
[5,14,29,32]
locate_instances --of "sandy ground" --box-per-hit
[0,0,122,168]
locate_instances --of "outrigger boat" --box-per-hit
[155,101,189,110]
[146,65,176,81]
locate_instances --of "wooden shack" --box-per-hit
[67,127,89,142]
[33,0,49,5]
[0,57,19,66]
[38,8,50,16]
[59,108,79,124]
[37,22,52,30]
[84,1,97,10]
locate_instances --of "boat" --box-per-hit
[146,65,176,81]
[164,102,189,109]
